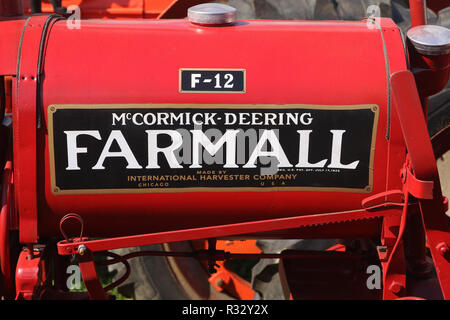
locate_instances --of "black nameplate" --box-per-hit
[48,104,378,194]
[180,69,245,93]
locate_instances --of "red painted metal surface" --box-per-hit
[56,209,402,255]
[0,159,13,295]
[14,14,64,243]
[380,191,408,299]
[14,15,45,244]
[0,19,28,76]
[78,249,109,300]
[1,1,449,301]
[15,248,45,300]
[409,0,427,27]
[29,18,408,239]
[390,70,450,299]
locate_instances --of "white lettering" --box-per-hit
[190,130,239,168]
[328,130,359,169]
[146,130,183,169]
[296,130,327,168]
[65,130,102,170]
[92,130,142,170]
[244,130,292,168]
[191,74,201,88]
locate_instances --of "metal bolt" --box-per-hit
[436,242,449,256]
[389,281,404,294]
[78,244,87,256]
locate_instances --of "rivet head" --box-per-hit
[389,281,404,294]
[436,242,449,256]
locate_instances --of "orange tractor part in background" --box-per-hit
[21,0,211,19]
[21,0,450,20]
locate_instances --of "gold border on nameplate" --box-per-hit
[179,68,246,93]
[48,104,379,195]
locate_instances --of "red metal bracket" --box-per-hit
[57,208,401,256]
[362,190,405,211]
[381,193,409,299]
[373,161,446,299]
[391,70,450,299]
[402,162,434,200]
[15,247,45,300]
[14,14,61,243]
[56,208,401,300]
[0,158,13,296]
[77,249,109,300]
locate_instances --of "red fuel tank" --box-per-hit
[12,17,408,240]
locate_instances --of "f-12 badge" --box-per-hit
[180,69,246,93]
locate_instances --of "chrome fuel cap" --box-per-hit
[188,3,236,26]
[407,25,450,56]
